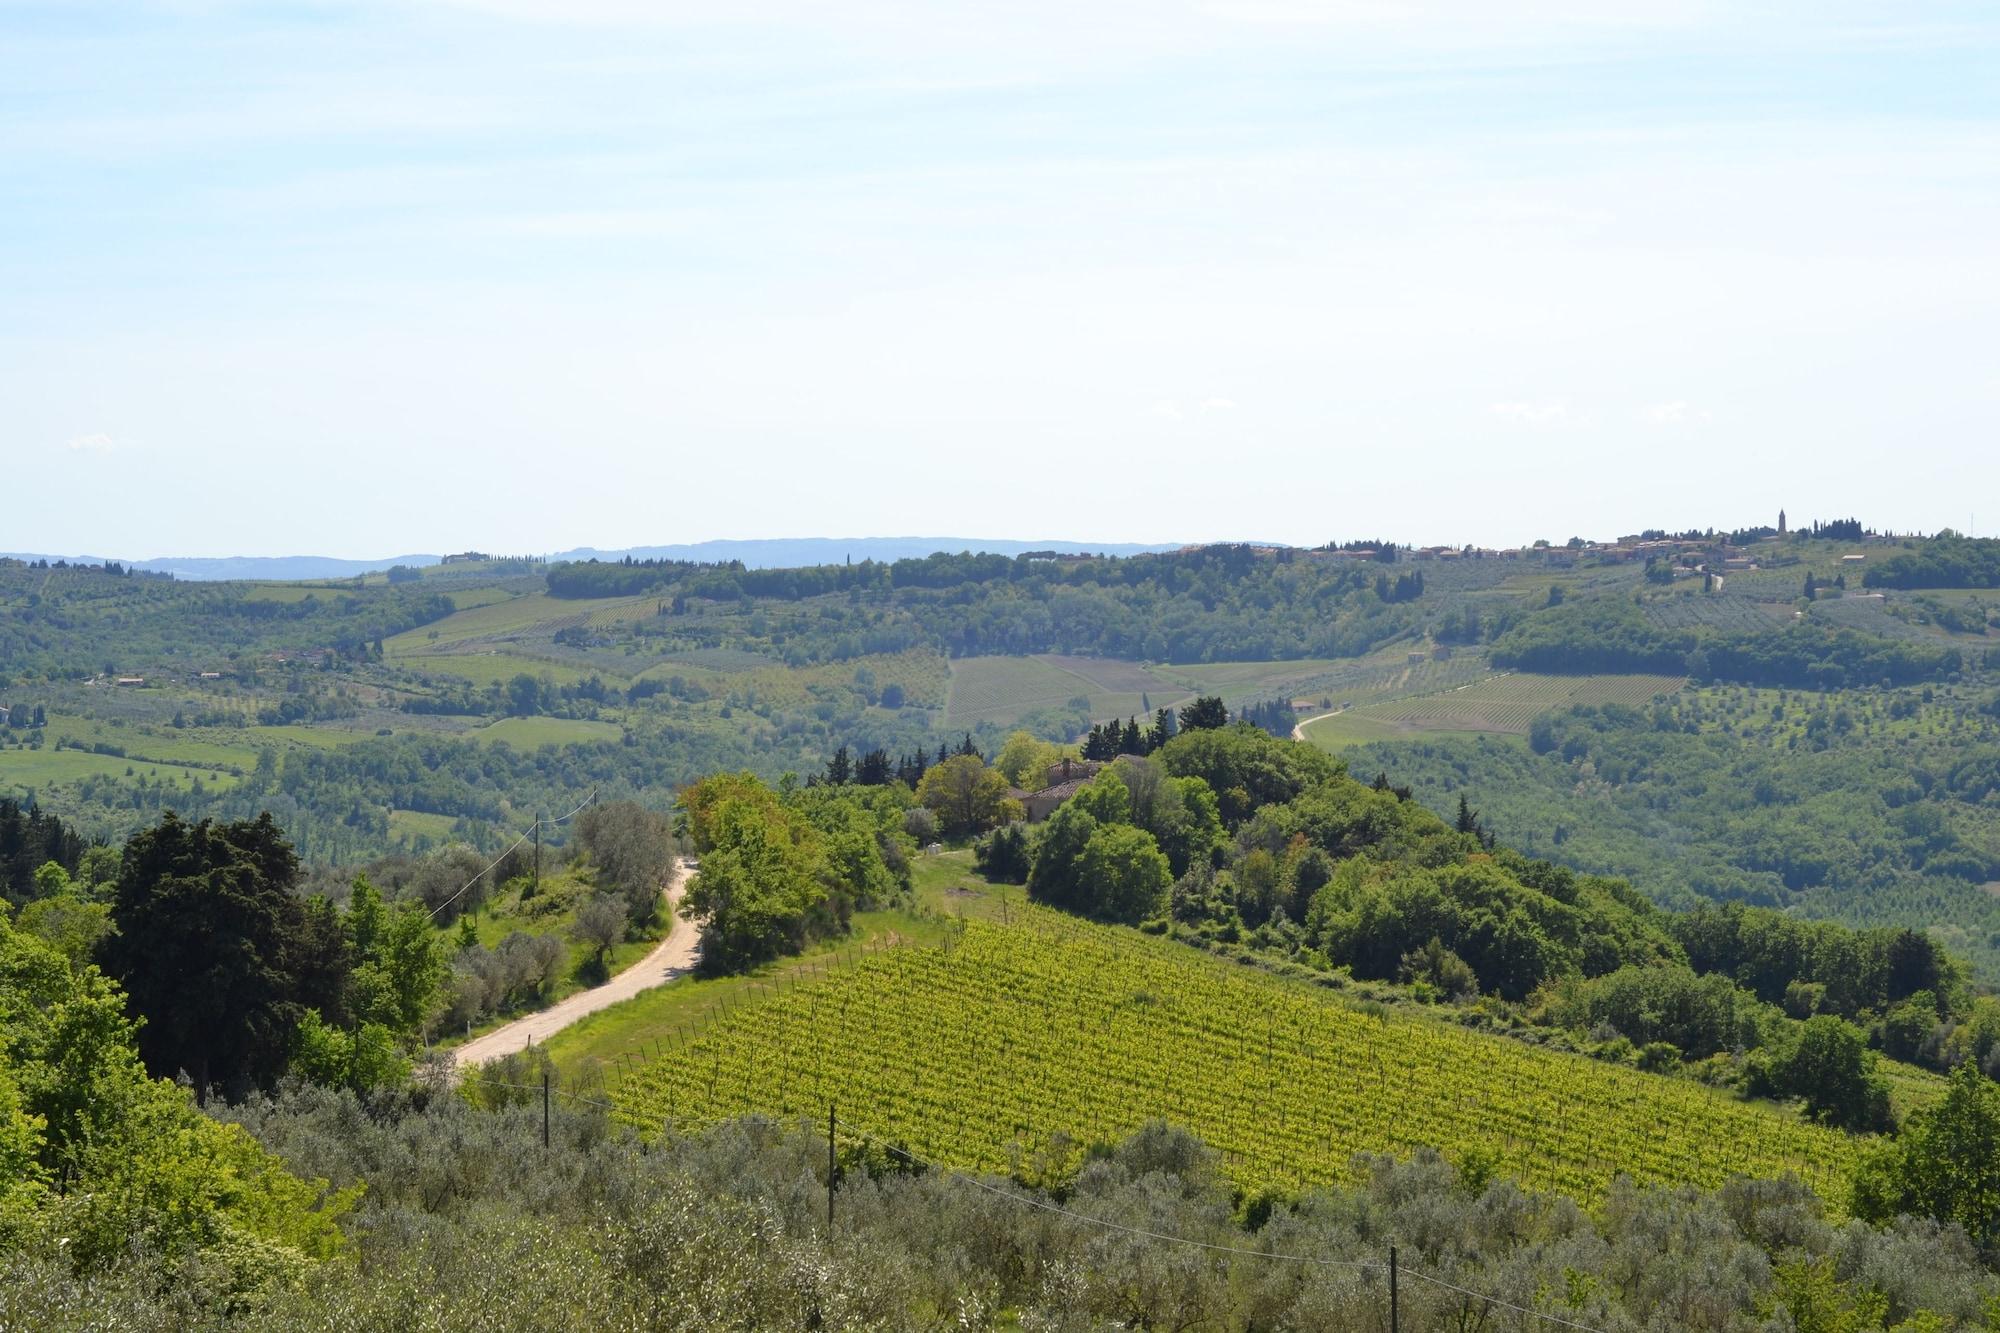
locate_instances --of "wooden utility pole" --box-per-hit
[542,1070,551,1150]
[1389,1245,1399,1333]
[533,813,541,892]
[827,1103,837,1235]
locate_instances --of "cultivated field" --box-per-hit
[945,655,1189,729]
[1301,672,1687,748]
[604,906,1864,1207]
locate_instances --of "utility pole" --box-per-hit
[533,812,541,893]
[1389,1245,1399,1333]
[542,1070,551,1150]
[827,1103,837,1236]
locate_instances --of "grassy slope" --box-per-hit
[548,854,1892,1212]
[1301,672,1686,748]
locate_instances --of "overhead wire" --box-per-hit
[426,788,596,921]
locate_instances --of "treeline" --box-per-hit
[1866,533,2000,590]
[0,798,87,904]
[549,545,1424,664]
[1491,596,1962,687]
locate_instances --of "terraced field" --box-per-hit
[1301,672,1687,748]
[602,907,1868,1207]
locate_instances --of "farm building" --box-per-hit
[1020,756,1108,822]
[1040,757,1102,788]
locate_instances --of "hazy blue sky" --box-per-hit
[5,1,1997,557]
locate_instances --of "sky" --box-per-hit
[4,1,1997,558]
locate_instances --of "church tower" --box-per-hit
[1778,509,1787,536]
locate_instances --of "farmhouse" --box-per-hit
[114,676,145,687]
[1022,778,1091,822]
[1020,756,1107,822]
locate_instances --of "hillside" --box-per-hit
[597,901,1869,1207]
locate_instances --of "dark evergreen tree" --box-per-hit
[1178,696,1229,732]
[824,745,852,786]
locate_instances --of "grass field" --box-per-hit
[592,900,1866,1208]
[0,747,241,795]
[1301,672,1687,748]
[387,809,460,846]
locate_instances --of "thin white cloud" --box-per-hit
[1150,399,1185,421]
[1200,397,1237,412]
[62,432,121,454]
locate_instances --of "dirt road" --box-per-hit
[450,859,699,1069]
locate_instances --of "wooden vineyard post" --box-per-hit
[1389,1244,1399,1333]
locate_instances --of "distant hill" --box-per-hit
[548,537,1185,568]
[0,553,440,581]
[4,537,1191,582]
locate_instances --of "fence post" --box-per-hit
[1389,1244,1399,1333]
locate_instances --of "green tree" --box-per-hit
[1752,1015,1893,1133]
[1075,825,1172,925]
[915,755,1014,837]
[575,801,677,925]
[1026,804,1099,913]
[1852,1063,2000,1245]
[100,813,339,1094]
[1178,696,1229,732]
[994,731,1064,789]
[570,893,629,976]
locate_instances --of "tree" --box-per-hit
[1179,696,1229,732]
[1026,804,1099,913]
[680,795,828,971]
[1751,1015,1893,1133]
[1076,824,1172,924]
[575,801,677,925]
[100,814,325,1094]
[1852,1063,2000,1245]
[570,893,628,975]
[975,824,1033,884]
[994,731,1063,789]
[915,755,1014,838]
[823,746,852,786]
[855,748,893,785]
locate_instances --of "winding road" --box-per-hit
[450,858,699,1069]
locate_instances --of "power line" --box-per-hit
[426,789,596,921]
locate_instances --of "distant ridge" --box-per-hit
[2,537,1193,582]
[550,537,1185,568]
[0,552,439,581]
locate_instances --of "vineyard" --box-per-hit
[1301,672,1686,747]
[1644,594,1794,632]
[602,906,1864,1207]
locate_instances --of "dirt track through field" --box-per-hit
[450,859,698,1069]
